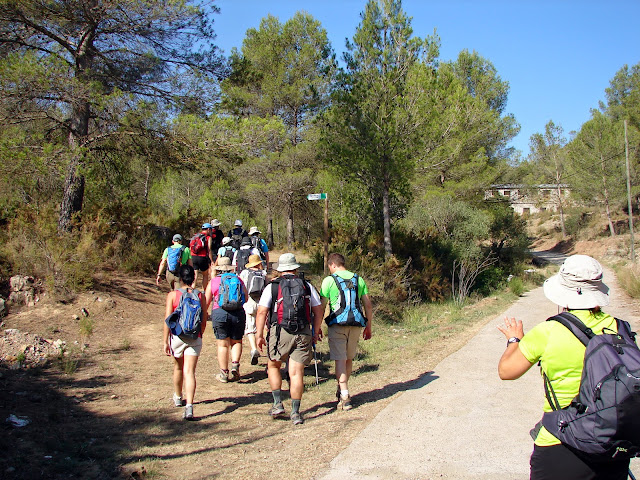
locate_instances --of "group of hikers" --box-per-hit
[156,221,640,478]
[156,220,372,425]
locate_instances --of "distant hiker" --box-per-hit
[233,236,260,274]
[248,226,270,270]
[239,254,268,366]
[190,223,214,290]
[320,253,373,411]
[256,253,324,425]
[156,234,193,290]
[209,219,223,260]
[228,219,248,250]
[163,265,206,420]
[498,255,638,480]
[215,236,236,267]
[205,256,248,383]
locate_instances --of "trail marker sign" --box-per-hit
[307,193,327,200]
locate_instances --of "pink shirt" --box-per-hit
[209,274,246,310]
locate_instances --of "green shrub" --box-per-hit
[616,264,640,299]
[509,276,525,296]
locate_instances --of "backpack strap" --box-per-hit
[269,278,281,326]
[547,312,593,346]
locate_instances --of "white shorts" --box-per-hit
[170,335,202,357]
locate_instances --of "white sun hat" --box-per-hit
[543,255,610,309]
[276,253,301,272]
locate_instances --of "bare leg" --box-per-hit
[183,355,198,405]
[173,356,184,398]
[267,359,283,391]
[217,338,230,371]
[230,339,243,363]
[288,359,305,400]
[246,332,258,352]
[335,359,353,392]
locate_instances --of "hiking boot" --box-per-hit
[338,395,353,411]
[250,349,260,365]
[290,412,304,425]
[183,405,194,420]
[173,393,183,407]
[229,362,240,382]
[269,403,285,418]
[216,371,229,383]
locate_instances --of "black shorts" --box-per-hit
[210,308,246,341]
[530,444,630,480]
[191,255,210,272]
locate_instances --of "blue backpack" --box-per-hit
[218,273,244,311]
[165,288,202,340]
[541,312,640,459]
[166,245,186,274]
[325,273,367,327]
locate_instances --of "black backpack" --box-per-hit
[540,312,640,459]
[235,247,252,273]
[269,274,311,334]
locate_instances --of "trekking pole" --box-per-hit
[312,326,319,387]
[629,469,636,480]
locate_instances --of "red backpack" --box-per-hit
[189,233,209,257]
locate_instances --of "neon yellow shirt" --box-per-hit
[320,270,369,313]
[518,309,618,446]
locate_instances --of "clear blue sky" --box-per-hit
[213,0,640,156]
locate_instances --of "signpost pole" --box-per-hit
[324,195,329,275]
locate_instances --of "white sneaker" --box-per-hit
[172,393,183,407]
[250,349,260,365]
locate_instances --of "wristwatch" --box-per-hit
[507,336,521,346]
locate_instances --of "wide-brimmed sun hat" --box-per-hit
[245,254,263,269]
[216,257,235,271]
[222,236,232,245]
[234,219,243,227]
[276,253,300,272]
[211,219,221,227]
[172,234,183,242]
[543,254,610,309]
[248,226,261,236]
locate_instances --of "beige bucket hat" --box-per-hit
[543,255,610,309]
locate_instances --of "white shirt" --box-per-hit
[258,275,321,312]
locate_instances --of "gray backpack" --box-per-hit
[541,312,640,460]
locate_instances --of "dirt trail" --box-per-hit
[315,265,640,479]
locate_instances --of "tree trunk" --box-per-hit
[57,24,95,233]
[58,155,85,233]
[267,215,274,248]
[382,169,393,256]
[601,153,616,237]
[286,202,295,249]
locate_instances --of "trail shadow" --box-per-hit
[350,370,438,408]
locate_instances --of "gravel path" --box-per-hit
[315,265,640,479]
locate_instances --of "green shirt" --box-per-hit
[162,244,192,265]
[518,309,618,446]
[320,270,369,313]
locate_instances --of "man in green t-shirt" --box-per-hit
[320,252,373,411]
[156,234,193,290]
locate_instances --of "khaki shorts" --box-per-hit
[170,335,202,357]
[328,325,362,361]
[166,270,179,290]
[267,324,312,365]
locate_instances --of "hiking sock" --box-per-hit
[272,389,282,406]
[291,399,301,415]
[340,390,350,399]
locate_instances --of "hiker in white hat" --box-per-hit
[248,226,269,270]
[255,253,324,425]
[496,255,632,479]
